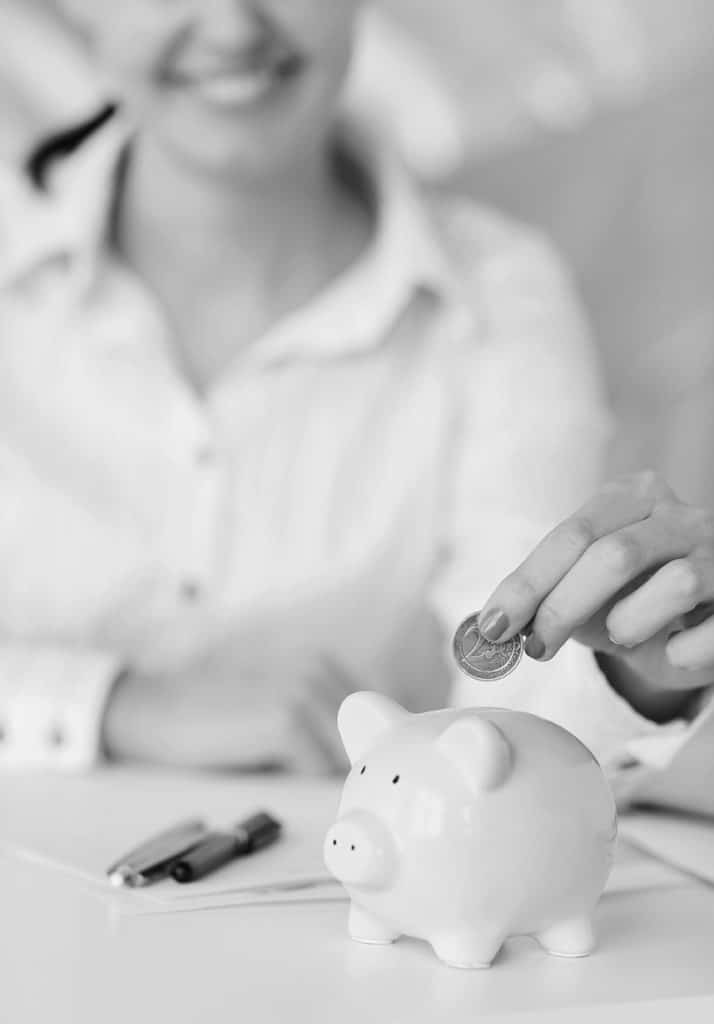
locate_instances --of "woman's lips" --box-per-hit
[169,51,304,108]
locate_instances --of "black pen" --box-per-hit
[170,811,282,884]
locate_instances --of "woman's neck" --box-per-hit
[116,134,372,381]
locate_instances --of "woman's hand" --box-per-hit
[479,472,714,719]
[101,657,352,773]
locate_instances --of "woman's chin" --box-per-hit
[143,88,327,181]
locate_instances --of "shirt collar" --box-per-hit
[0,110,458,358]
[251,118,457,364]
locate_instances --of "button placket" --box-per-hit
[176,430,223,608]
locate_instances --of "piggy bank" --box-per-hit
[324,693,617,969]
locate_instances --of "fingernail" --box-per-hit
[479,609,509,642]
[525,633,546,661]
[607,632,637,650]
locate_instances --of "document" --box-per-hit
[619,810,714,886]
[0,768,344,913]
[0,768,698,915]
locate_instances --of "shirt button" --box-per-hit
[195,446,216,468]
[180,580,203,603]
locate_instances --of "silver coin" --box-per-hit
[452,611,524,681]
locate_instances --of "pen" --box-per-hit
[171,811,282,884]
[107,818,209,888]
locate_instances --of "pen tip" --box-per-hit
[108,867,133,888]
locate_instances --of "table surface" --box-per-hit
[2,774,714,1024]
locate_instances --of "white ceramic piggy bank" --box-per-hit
[324,693,617,969]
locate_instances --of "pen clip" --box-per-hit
[107,818,208,886]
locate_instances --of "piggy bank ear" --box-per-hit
[436,718,512,793]
[337,692,408,765]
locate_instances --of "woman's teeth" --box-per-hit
[194,69,277,106]
[177,51,302,108]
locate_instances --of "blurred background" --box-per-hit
[2,0,714,504]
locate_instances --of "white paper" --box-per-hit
[0,768,345,912]
[0,768,698,916]
[605,836,692,893]
[618,811,714,886]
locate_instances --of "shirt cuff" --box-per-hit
[0,646,121,771]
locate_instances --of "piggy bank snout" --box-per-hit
[324,812,396,890]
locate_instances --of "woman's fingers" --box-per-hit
[606,555,714,648]
[480,472,673,642]
[667,612,714,671]
[526,513,697,660]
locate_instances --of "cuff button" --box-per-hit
[180,580,203,603]
[47,724,66,748]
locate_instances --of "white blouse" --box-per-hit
[0,113,708,808]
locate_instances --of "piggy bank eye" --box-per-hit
[360,765,366,775]
[392,774,400,785]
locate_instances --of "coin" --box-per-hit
[452,611,524,681]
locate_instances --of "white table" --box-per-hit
[1,773,714,1024]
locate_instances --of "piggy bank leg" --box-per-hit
[348,902,401,945]
[431,931,504,969]
[537,917,595,958]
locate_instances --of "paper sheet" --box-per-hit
[0,768,344,912]
[0,768,700,915]
[605,836,693,893]
[618,810,714,886]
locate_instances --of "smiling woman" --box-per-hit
[37,0,372,389]
[51,0,360,178]
[0,1,712,813]
[0,1,464,177]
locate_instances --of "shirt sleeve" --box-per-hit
[0,436,125,772]
[427,203,711,805]
[0,644,121,770]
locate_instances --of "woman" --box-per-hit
[0,1,711,810]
